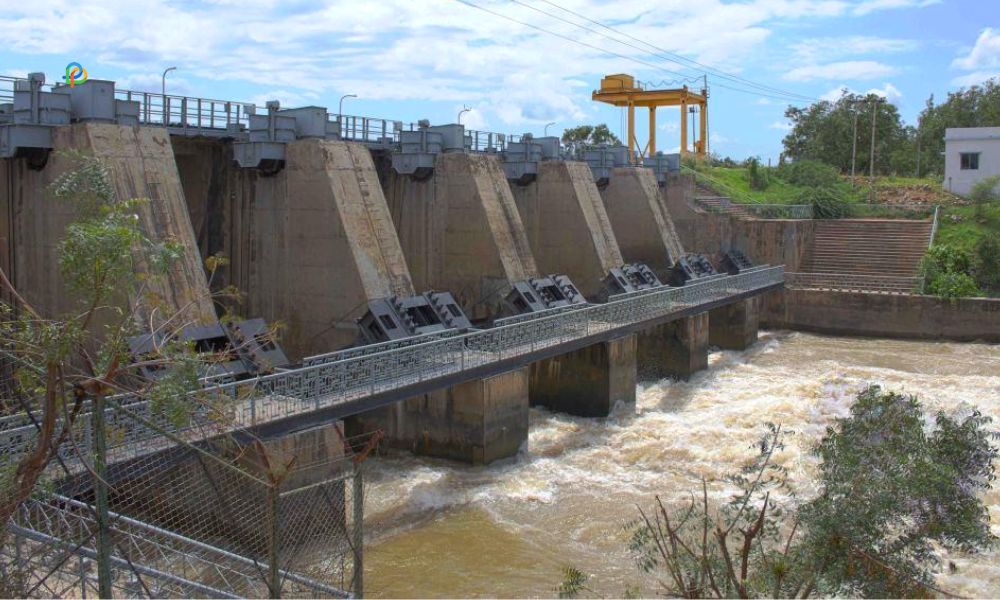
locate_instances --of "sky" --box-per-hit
[1,0,997,162]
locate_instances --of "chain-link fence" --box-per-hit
[2,397,373,599]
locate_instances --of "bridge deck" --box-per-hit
[1,267,783,475]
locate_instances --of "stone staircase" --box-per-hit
[798,219,933,293]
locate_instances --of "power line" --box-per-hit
[451,0,701,84]
[531,0,821,103]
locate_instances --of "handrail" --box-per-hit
[785,271,921,295]
[928,205,940,248]
[0,267,784,465]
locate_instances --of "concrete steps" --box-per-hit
[803,220,932,283]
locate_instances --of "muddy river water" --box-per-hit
[360,332,1000,597]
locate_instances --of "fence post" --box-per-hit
[267,483,281,598]
[352,463,364,598]
[92,394,113,599]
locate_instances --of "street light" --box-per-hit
[161,66,177,98]
[161,67,177,127]
[544,121,556,136]
[338,93,357,118]
[457,105,471,125]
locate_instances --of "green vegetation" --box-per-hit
[0,154,217,531]
[559,386,999,598]
[926,177,1000,297]
[781,78,1000,177]
[920,244,981,299]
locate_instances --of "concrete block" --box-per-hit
[637,313,709,381]
[529,334,637,417]
[709,297,760,350]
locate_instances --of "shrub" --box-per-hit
[801,188,850,218]
[746,157,769,191]
[969,175,1000,222]
[973,233,1000,293]
[776,159,841,188]
[920,244,982,298]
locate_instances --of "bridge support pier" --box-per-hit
[529,334,636,417]
[709,297,760,350]
[638,313,709,380]
[346,368,530,465]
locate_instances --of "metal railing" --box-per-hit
[785,272,921,294]
[929,205,941,247]
[841,203,936,220]
[335,114,408,145]
[465,129,507,153]
[1,267,784,466]
[117,89,253,133]
[741,204,814,219]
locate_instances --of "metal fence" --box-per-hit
[2,402,368,599]
[785,271,922,295]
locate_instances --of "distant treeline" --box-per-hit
[780,78,1000,177]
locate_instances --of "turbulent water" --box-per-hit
[361,332,1000,598]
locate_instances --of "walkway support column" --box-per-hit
[638,313,709,381]
[709,297,760,350]
[529,334,636,417]
[648,107,657,156]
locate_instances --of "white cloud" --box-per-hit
[783,60,897,82]
[949,28,1000,88]
[770,121,792,131]
[756,97,772,105]
[818,82,902,105]
[0,0,942,131]
[790,35,917,64]
[952,28,1000,70]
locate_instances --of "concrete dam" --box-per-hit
[1,74,784,596]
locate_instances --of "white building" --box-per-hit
[944,127,1000,197]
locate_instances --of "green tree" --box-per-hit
[0,154,224,529]
[920,244,982,298]
[587,385,998,599]
[917,78,1000,176]
[561,123,621,146]
[782,91,908,176]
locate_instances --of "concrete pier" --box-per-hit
[511,160,623,298]
[601,167,685,280]
[1,123,215,328]
[638,313,709,381]
[709,297,760,350]
[384,152,537,321]
[175,137,414,359]
[528,334,636,417]
[346,367,529,464]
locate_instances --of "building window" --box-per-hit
[960,152,980,170]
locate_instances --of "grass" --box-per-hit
[935,202,1000,253]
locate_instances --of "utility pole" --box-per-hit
[868,97,878,203]
[916,129,922,178]
[850,108,859,187]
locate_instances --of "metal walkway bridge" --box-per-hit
[2,266,783,470]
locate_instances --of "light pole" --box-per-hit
[544,121,556,137]
[457,105,471,125]
[161,66,176,127]
[161,66,177,98]
[338,93,357,134]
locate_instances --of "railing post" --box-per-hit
[92,394,113,599]
[143,92,149,124]
[197,98,202,129]
[181,97,188,129]
[266,483,281,598]
[352,462,364,598]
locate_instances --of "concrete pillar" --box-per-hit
[208,138,413,360]
[345,367,530,465]
[384,152,537,321]
[709,297,760,350]
[529,334,636,417]
[510,160,623,298]
[637,313,709,381]
[1,123,215,330]
[600,166,685,280]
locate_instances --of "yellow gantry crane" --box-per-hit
[592,74,708,161]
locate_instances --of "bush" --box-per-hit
[970,175,1000,222]
[746,157,769,191]
[775,159,841,188]
[801,188,850,218]
[973,233,1000,293]
[920,244,982,298]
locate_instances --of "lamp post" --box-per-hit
[457,105,471,125]
[161,66,176,127]
[338,93,357,134]
[544,121,556,136]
